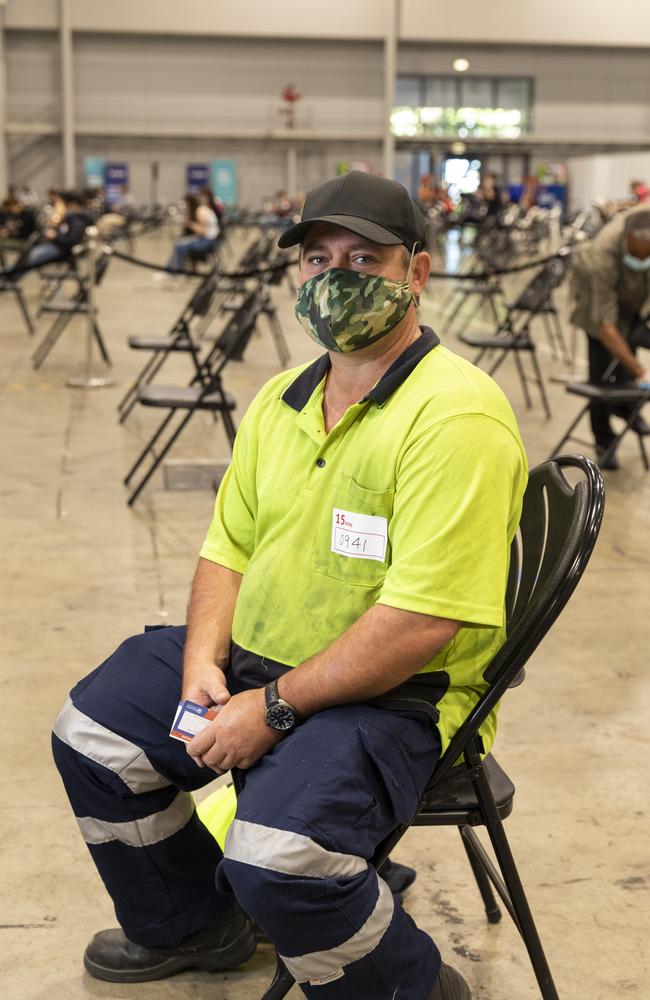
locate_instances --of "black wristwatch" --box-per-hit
[264,679,300,734]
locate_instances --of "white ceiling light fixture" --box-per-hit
[453,58,470,73]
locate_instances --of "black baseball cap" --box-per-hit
[277,171,427,252]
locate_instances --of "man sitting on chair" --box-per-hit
[570,207,650,469]
[52,172,527,1000]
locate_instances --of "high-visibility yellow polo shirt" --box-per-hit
[200,328,528,753]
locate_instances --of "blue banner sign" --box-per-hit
[211,160,237,206]
[105,162,129,207]
[186,164,210,192]
[84,156,106,189]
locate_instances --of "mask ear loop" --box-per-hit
[405,242,418,283]
[405,241,421,306]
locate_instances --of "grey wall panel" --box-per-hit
[8,134,62,189]
[72,34,383,135]
[5,30,60,123]
[401,0,650,47]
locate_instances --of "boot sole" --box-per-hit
[83,921,257,984]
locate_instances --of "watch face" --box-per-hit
[267,704,296,731]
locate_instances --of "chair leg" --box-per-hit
[260,954,295,1000]
[511,350,533,410]
[127,410,195,506]
[472,763,559,1000]
[547,402,590,459]
[118,351,164,422]
[32,313,71,369]
[14,286,36,336]
[529,349,552,420]
[92,321,112,367]
[124,409,176,485]
[459,826,502,924]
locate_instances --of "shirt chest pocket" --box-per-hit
[310,474,394,588]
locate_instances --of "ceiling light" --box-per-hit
[453,58,470,73]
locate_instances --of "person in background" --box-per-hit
[164,192,219,273]
[630,179,650,205]
[45,187,66,227]
[199,186,225,226]
[111,184,137,218]
[477,172,503,218]
[569,205,650,468]
[6,190,91,272]
[0,195,37,254]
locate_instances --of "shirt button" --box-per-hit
[316,458,326,468]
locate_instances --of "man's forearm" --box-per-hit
[183,558,242,674]
[599,322,645,378]
[279,603,459,719]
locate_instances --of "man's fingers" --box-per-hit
[187,725,217,759]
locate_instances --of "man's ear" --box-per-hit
[410,251,431,297]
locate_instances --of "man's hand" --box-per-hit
[182,660,231,709]
[187,688,282,773]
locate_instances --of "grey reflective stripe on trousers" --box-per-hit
[282,878,395,985]
[53,696,171,794]
[224,819,394,984]
[77,792,195,847]
[225,819,367,879]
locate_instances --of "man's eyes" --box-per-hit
[305,254,376,266]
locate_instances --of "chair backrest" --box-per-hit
[428,454,605,788]
[511,249,571,314]
[196,291,263,393]
[187,271,219,318]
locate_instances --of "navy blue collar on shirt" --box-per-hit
[282,326,440,412]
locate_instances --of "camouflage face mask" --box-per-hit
[294,266,414,353]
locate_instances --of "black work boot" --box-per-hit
[83,904,256,983]
[595,445,620,471]
[379,857,417,895]
[429,962,472,999]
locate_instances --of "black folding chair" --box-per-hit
[258,454,605,1000]
[0,231,40,336]
[31,249,112,369]
[459,251,572,419]
[124,291,264,506]
[549,324,650,469]
[117,271,222,423]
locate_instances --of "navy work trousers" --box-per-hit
[52,625,442,998]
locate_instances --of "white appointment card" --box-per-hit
[331,508,388,562]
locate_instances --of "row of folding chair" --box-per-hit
[123,288,267,506]
[458,250,573,419]
[117,232,292,425]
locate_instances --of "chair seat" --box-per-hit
[128,334,196,352]
[416,753,515,826]
[40,299,85,313]
[138,384,236,410]
[567,382,650,404]
[460,332,533,351]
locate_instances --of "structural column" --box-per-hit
[0,3,8,196]
[382,0,398,180]
[286,145,298,196]
[59,0,75,187]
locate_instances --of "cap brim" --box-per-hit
[277,214,404,249]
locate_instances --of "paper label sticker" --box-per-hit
[331,507,387,562]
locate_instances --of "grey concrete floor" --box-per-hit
[1,229,649,1000]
